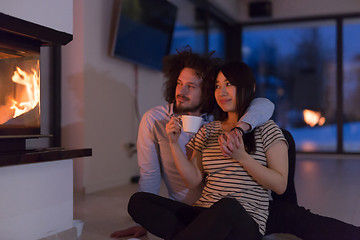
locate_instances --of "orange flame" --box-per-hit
[10,64,40,118]
[303,109,325,127]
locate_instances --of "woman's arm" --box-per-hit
[166,116,204,188]
[169,143,204,188]
[223,131,288,194]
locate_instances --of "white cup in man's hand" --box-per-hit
[181,115,203,133]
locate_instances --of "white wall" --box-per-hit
[0,160,74,240]
[62,0,165,193]
[239,0,360,22]
[0,0,73,34]
[210,0,240,21]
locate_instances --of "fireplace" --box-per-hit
[0,13,91,166]
[0,5,90,240]
[0,13,71,153]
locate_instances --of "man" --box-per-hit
[111,49,360,239]
[111,48,274,238]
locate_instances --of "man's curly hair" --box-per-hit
[162,46,221,114]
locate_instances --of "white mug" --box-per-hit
[181,115,203,133]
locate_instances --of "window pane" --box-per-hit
[343,19,360,152]
[170,22,206,54]
[242,21,337,152]
[209,18,226,59]
[169,1,205,54]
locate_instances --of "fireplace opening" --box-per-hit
[0,47,40,136]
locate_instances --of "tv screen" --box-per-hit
[111,0,178,71]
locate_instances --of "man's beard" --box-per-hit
[175,101,202,114]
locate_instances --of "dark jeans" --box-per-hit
[266,200,360,240]
[128,192,262,240]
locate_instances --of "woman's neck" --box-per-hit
[221,112,239,132]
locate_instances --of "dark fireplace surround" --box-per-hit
[0,13,91,166]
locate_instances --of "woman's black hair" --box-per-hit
[162,46,221,114]
[214,60,257,153]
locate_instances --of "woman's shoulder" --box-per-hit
[257,120,279,129]
[197,120,221,136]
[255,120,283,136]
[201,120,221,128]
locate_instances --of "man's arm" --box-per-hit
[237,98,274,132]
[137,111,162,194]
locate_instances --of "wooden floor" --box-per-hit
[74,155,360,240]
[295,154,360,226]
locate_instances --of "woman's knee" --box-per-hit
[215,198,241,209]
[212,198,243,219]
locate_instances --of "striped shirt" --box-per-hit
[187,120,286,235]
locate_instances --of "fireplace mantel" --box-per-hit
[0,12,72,46]
[0,148,92,167]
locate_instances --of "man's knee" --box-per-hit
[128,192,149,216]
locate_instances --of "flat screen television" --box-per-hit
[111,0,178,71]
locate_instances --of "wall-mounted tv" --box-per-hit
[111,0,178,71]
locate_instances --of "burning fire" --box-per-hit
[10,63,40,118]
[303,109,325,127]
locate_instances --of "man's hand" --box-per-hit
[110,225,147,239]
[166,116,182,143]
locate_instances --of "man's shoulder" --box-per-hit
[141,105,170,125]
[145,105,168,115]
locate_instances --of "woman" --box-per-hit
[128,61,288,240]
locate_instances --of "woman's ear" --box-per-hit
[253,84,256,93]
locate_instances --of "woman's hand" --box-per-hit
[218,133,232,157]
[166,116,182,143]
[219,130,248,162]
[228,130,248,163]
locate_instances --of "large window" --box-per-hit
[343,18,360,152]
[169,5,206,55]
[242,16,360,153]
[208,18,226,59]
[169,0,231,59]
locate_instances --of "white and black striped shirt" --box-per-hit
[187,120,286,235]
